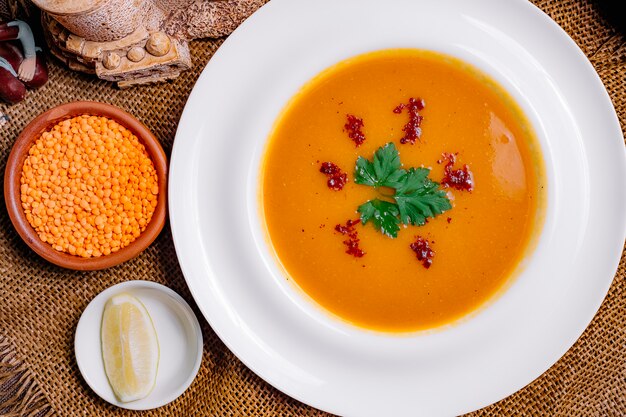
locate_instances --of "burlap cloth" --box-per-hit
[0,1,624,416]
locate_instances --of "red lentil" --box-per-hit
[20,115,159,258]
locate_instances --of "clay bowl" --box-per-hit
[4,101,167,270]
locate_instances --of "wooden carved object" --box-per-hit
[31,0,264,88]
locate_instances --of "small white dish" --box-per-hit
[75,280,203,410]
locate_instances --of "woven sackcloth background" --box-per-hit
[1,0,624,416]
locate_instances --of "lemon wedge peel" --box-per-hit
[101,293,160,403]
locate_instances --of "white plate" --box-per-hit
[169,0,626,415]
[74,280,203,410]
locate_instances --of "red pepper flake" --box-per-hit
[335,219,365,258]
[410,236,434,269]
[320,162,348,191]
[447,217,452,224]
[344,114,366,147]
[439,153,473,191]
[393,98,425,144]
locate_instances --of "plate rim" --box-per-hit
[169,0,626,415]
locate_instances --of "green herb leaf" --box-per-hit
[358,199,401,238]
[354,142,405,188]
[393,167,452,225]
[395,186,452,226]
[394,167,431,194]
[353,143,452,238]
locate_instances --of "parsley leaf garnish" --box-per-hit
[354,143,451,237]
[354,143,405,188]
[357,199,401,238]
[394,168,452,225]
[394,167,430,194]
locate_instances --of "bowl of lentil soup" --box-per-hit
[4,101,167,270]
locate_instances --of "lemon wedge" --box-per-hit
[101,293,159,402]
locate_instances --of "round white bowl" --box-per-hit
[169,0,626,415]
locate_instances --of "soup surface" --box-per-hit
[261,49,545,332]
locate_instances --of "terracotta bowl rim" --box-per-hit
[4,101,168,271]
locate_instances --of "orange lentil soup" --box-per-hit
[261,49,545,332]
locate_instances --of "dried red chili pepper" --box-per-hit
[335,219,365,257]
[344,114,366,147]
[439,153,473,191]
[320,162,348,191]
[410,236,434,268]
[393,98,425,145]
